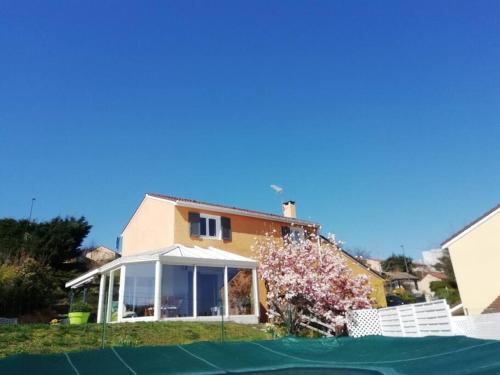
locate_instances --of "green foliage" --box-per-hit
[69,302,92,313]
[392,287,416,303]
[0,217,92,318]
[0,257,59,317]
[0,217,91,268]
[381,254,414,273]
[430,281,460,305]
[434,249,457,286]
[0,322,271,358]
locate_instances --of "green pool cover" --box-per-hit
[1,336,499,374]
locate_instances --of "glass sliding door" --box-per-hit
[196,266,225,316]
[161,265,194,318]
[123,263,155,318]
[227,268,254,315]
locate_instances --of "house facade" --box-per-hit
[67,193,386,324]
[418,271,447,301]
[82,246,120,266]
[441,204,500,315]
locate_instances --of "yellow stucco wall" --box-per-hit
[173,205,317,311]
[120,196,386,315]
[174,206,386,310]
[121,196,175,256]
[447,210,500,315]
[342,255,387,308]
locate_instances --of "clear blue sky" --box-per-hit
[1,1,499,260]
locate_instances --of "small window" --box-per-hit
[199,214,221,239]
[290,227,305,242]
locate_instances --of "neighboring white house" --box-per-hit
[365,258,383,273]
[418,271,447,301]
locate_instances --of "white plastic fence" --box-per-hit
[452,312,500,340]
[347,300,454,338]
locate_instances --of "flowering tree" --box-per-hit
[255,232,372,333]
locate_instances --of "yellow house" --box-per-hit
[67,193,386,324]
[441,204,500,315]
[120,193,386,308]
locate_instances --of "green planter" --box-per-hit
[68,312,90,325]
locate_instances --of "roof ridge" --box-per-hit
[147,192,319,226]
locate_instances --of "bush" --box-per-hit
[69,302,92,313]
[0,257,58,317]
[430,281,460,305]
[393,287,416,304]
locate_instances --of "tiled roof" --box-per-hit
[147,192,320,226]
[426,271,447,280]
[319,236,385,280]
[483,295,500,314]
[441,204,500,247]
[387,271,419,280]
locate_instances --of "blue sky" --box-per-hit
[1,1,499,260]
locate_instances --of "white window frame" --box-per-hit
[199,214,221,240]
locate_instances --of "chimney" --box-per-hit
[282,201,296,218]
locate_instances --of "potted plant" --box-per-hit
[68,301,92,325]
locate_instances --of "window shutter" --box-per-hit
[221,217,232,241]
[189,212,201,237]
[281,226,291,237]
[115,236,122,252]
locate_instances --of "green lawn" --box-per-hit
[0,321,271,358]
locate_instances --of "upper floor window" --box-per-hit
[290,227,305,242]
[282,225,305,242]
[189,212,232,241]
[200,214,220,239]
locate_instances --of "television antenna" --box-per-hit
[270,184,283,194]
[270,184,284,213]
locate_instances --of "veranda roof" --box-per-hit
[65,244,258,289]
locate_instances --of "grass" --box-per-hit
[0,321,271,358]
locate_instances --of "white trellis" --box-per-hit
[346,308,381,338]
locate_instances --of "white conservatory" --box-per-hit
[66,244,259,324]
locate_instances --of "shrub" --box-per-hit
[430,281,460,305]
[0,257,58,317]
[393,287,416,303]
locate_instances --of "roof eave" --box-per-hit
[441,204,500,249]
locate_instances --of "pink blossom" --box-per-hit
[255,233,372,333]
